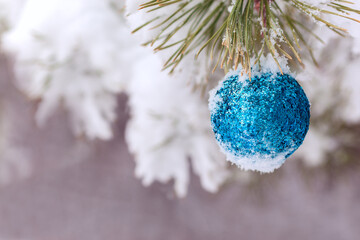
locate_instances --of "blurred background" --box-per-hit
[0,0,360,239]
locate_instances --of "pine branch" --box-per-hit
[134,0,360,75]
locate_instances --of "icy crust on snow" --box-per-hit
[209,56,310,173]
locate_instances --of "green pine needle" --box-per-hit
[134,0,360,75]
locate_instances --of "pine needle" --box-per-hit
[134,0,360,74]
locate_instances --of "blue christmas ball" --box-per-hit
[209,70,310,172]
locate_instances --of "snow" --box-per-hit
[2,0,136,140]
[126,48,229,197]
[301,0,331,7]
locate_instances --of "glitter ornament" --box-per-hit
[209,69,310,173]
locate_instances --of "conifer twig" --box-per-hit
[134,0,360,74]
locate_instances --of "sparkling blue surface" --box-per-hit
[210,71,310,172]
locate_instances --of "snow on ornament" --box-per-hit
[209,58,310,173]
